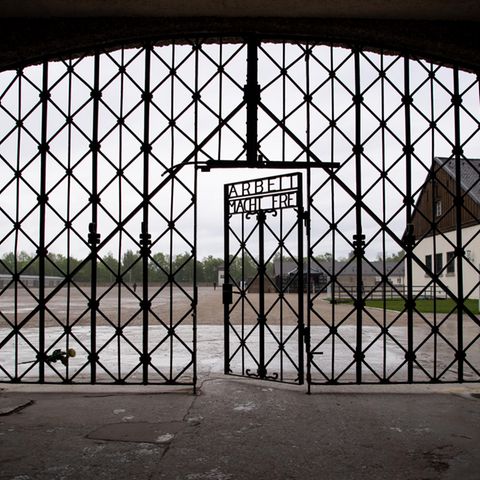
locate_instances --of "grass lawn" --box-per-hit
[365,298,480,314]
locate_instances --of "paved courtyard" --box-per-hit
[1,286,479,385]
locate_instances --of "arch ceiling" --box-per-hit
[0,1,479,71]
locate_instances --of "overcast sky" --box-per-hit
[0,42,478,262]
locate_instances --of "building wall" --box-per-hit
[411,224,480,299]
[411,164,480,239]
[217,268,225,286]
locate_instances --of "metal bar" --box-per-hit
[65,59,74,383]
[89,51,101,383]
[429,62,438,381]
[141,43,152,384]
[217,40,223,164]
[404,55,414,383]
[453,66,464,382]
[240,212,245,374]
[192,40,200,393]
[246,36,258,164]
[305,43,312,393]
[116,48,125,381]
[169,42,175,383]
[329,44,337,384]
[199,160,340,170]
[279,198,284,381]
[380,51,388,382]
[241,210,246,374]
[296,173,305,385]
[223,183,230,375]
[13,69,22,380]
[354,48,363,384]
[38,61,49,382]
[257,210,266,378]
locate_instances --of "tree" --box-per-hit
[0,252,16,273]
[377,250,405,263]
[98,252,119,283]
[173,252,194,283]
[200,255,223,283]
[150,251,169,283]
[122,249,142,284]
[46,253,68,276]
[314,252,332,263]
[228,254,258,284]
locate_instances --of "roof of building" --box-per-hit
[274,259,404,277]
[434,157,480,206]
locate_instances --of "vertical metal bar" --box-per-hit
[380,51,388,382]
[329,45,336,383]
[141,43,152,384]
[89,51,100,383]
[13,69,22,380]
[66,59,73,382]
[404,55,415,383]
[257,210,266,378]
[38,61,49,383]
[282,42,286,163]
[353,48,363,384]
[192,40,200,393]
[279,200,284,380]
[223,184,230,375]
[246,36,258,165]
[297,173,305,385]
[217,40,223,163]
[305,44,312,392]
[453,67,464,382]
[168,42,176,383]
[241,210,246,373]
[116,49,125,381]
[428,62,438,380]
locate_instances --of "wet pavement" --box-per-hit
[1,378,480,480]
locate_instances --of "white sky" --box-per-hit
[0,42,478,262]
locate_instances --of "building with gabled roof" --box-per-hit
[410,157,480,299]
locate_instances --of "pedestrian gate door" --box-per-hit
[223,173,305,384]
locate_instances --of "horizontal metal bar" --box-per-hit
[199,159,340,171]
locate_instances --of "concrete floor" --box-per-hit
[1,378,480,479]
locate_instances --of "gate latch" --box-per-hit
[222,283,233,305]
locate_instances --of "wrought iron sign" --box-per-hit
[227,175,300,214]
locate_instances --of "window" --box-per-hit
[425,254,432,275]
[435,200,442,217]
[446,251,455,274]
[435,253,443,275]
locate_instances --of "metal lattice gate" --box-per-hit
[0,37,479,389]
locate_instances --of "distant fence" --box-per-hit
[0,275,63,289]
[330,284,449,300]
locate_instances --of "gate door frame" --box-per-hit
[223,172,305,384]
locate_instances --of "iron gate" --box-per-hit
[0,36,479,388]
[223,173,305,383]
